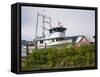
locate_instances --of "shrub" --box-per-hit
[21,44,95,71]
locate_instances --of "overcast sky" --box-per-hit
[21,6,95,41]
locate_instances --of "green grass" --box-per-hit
[21,44,95,71]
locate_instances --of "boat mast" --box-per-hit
[35,12,39,50]
[35,10,52,49]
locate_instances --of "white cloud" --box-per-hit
[21,6,95,41]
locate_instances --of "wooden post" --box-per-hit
[45,43,47,48]
[35,41,38,50]
[26,44,29,56]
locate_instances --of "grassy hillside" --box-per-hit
[21,44,95,71]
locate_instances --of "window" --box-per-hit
[52,39,54,42]
[56,38,59,41]
[40,40,43,44]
